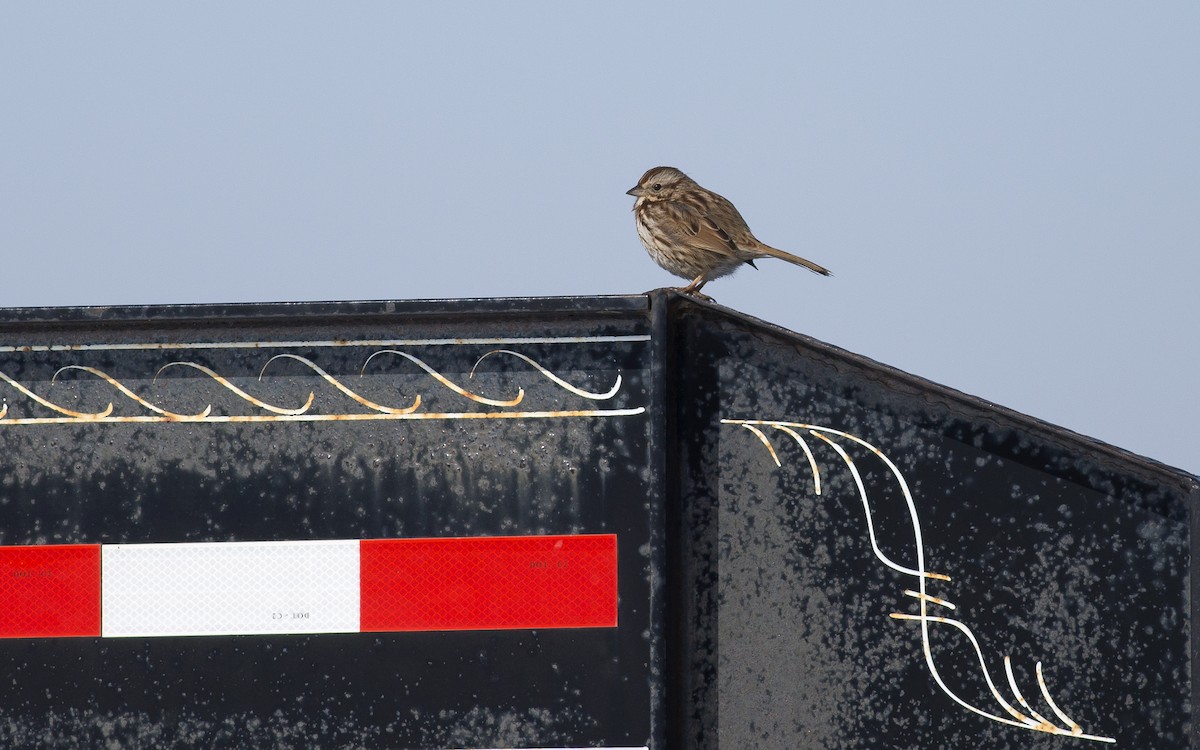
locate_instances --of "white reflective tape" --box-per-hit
[101,540,359,637]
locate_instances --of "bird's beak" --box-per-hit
[626,186,644,197]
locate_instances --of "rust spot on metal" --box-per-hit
[1003,656,1057,730]
[737,424,780,467]
[902,589,955,610]
[772,425,822,495]
[0,407,646,426]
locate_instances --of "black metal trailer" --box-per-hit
[0,291,1193,749]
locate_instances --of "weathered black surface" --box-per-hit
[0,298,657,749]
[0,291,1194,749]
[670,298,1195,749]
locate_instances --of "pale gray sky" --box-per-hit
[2,3,1197,473]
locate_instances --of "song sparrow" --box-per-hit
[628,166,831,297]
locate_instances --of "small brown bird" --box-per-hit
[627,166,831,298]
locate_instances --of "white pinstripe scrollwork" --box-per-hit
[724,418,1115,744]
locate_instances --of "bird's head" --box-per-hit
[627,166,694,202]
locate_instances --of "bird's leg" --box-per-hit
[679,274,708,295]
[675,274,715,302]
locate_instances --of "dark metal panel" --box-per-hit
[0,301,658,749]
[647,291,673,750]
[1,291,1194,749]
[670,296,1196,749]
[1191,480,1200,750]
[668,299,724,750]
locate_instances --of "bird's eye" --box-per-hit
[651,183,662,191]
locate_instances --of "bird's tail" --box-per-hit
[756,244,833,276]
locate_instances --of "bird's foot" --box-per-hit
[673,286,715,303]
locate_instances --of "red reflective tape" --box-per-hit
[360,534,617,632]
[0,535,619,639]
[0,544,101,638]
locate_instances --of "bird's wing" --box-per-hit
[662,200,741,259]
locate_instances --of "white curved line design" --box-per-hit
[806,430,942,581]
[52,365,213,419]
[260,354,420,414]
[155,362,315,416]
[723,418,1115,744]
[1005,656,1056,728]
[0,349,639,425]
[361,350,523,408]
[469,349,622,401]
[773,424,822,496]
[0,408,645,426]
[0,368,114,419]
